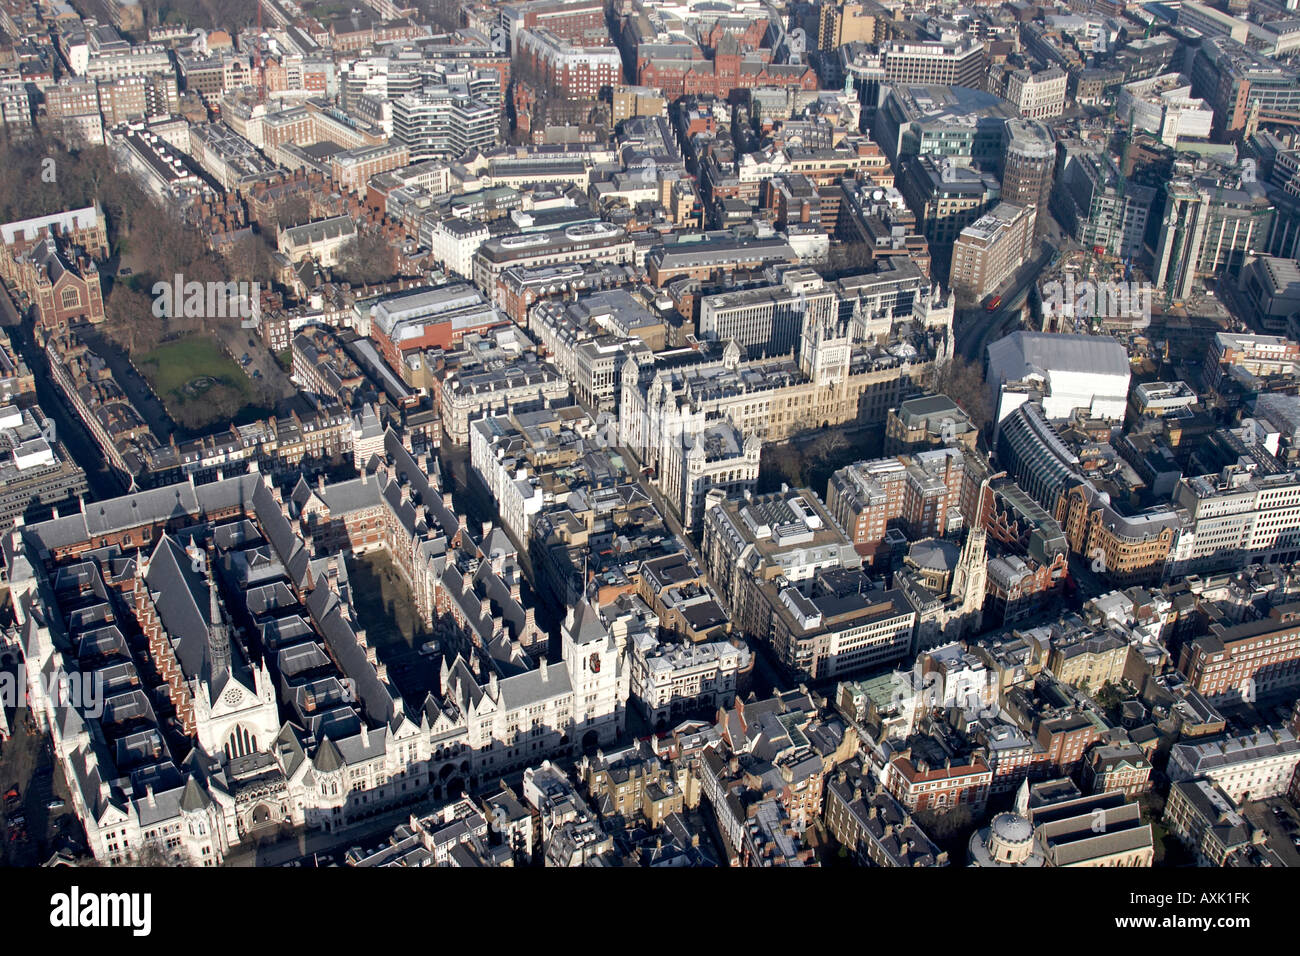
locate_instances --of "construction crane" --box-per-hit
[1099,104,1136,264]
[254,0,266,103]
[1113,107,1135,254]
[1162,199,1189,307]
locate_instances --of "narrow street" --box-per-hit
[0,290,125,501]
[953,239,1057,366]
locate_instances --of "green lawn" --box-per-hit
[138,335,247,396]
[136,335,259,432]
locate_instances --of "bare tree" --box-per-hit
[126,840,194,867]
[267,195,312,236]
[336,232,397,285]
[930,356,993,434]
[807,428,849,462]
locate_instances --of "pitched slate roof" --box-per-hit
[313,735,344,773]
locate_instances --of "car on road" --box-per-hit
[419,642,438,656]
[986,295,1002,312]
[46,799,64,811]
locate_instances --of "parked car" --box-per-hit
[46,799,64,811]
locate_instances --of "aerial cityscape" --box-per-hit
[0,0,1296,883]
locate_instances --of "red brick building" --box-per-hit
[1035,712,1104,775]
[637,30,818,99]
[517,27,622,98]
[0,238,105,336]
[883,749,992,813]
[506,0,608,42]
[1178,602,1300,703]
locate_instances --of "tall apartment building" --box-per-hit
[391,88,498,161]
[0,75,31,130]
[1000,118,1055,223]
[1152,175,1274,302]
[950,202,1036,301]
[43,77,100,128]
[817,1,885,51]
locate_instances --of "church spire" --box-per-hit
[208,568,231,680]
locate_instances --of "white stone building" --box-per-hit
[1169,727,1300,803]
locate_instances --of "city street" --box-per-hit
[0,287,125,500]
[954,239,1059,365]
